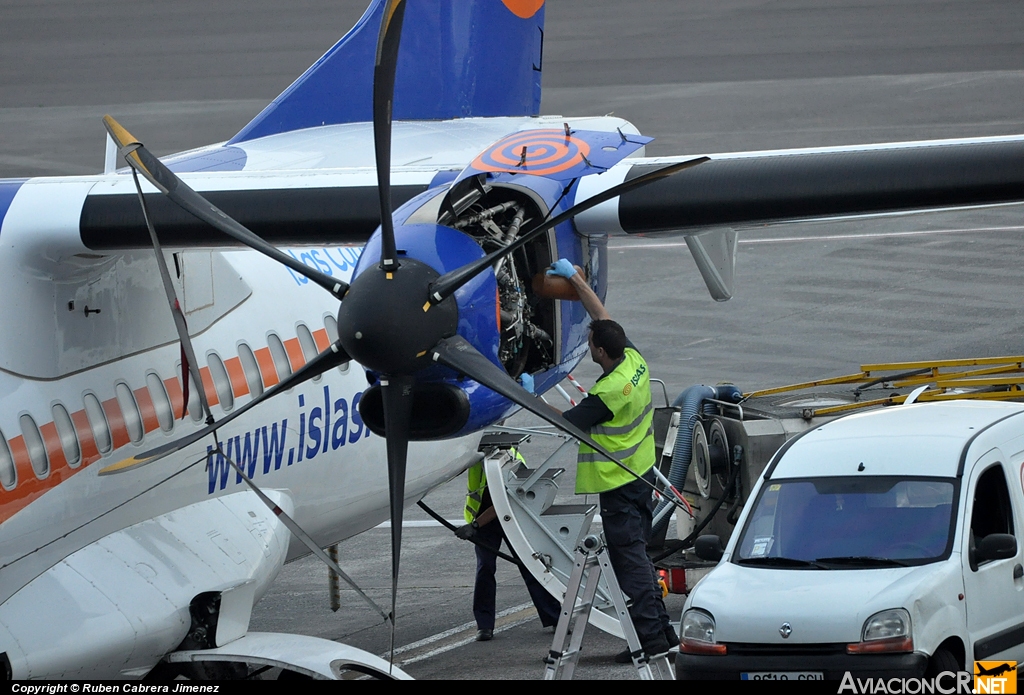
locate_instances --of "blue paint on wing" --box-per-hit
[0,180,26,237]
[230,0,546,144]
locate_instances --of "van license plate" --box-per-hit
[741,672,824,680]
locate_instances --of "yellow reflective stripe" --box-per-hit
[591,403,653,436]
[578,428,653,463]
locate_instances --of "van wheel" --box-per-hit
[926,647,960,677]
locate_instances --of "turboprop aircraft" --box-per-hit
[2,0,1024,681]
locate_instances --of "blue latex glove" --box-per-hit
[519,373,535,394]
[546,258,577,279]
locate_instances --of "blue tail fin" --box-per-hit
[230,0,545,144]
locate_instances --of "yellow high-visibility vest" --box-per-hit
[575,348,655,494]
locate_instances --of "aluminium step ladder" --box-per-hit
[543,533,674,680]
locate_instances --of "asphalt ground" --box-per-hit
[4,0,1024,681]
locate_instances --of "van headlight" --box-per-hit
[680,609,727,655]
[847,608,913,654]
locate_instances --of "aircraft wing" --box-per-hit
[575,134,1024,236]
[570,134,1024,299]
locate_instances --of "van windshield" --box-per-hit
[734,477,957,567]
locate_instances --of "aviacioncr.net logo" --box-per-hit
[975,661,1017,694]
[838,671,972,694]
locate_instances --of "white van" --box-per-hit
[675,401,1024,681]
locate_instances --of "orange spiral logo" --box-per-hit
[471,129,591,177]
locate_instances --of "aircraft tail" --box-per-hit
[230,0,546,144]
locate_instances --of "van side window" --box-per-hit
[970,465,1015,570]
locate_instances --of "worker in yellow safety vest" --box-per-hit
[546,257,676,662]
[455,448,561,642]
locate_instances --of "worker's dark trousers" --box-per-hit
[599,468,672,642]
[473,520,561,631]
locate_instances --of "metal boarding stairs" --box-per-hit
[479,433,675,680]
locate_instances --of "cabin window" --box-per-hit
[297,324,320,382]
[146,373,174,432]
[84,393,112,454]
[323,315,350,374]
[20,414,49,478]
[52,404,81,468]
[207,352,234,411]
[238,343,264,399]
[179,363,204,422]
[268,333,292,381]
[115,383,144,444]
[0,431,15,489]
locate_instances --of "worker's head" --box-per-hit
[588,319,627,368]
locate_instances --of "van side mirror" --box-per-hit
[977,533,1018,562]
[694,535,724,562]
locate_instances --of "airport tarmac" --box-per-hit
[3,0,1024,680]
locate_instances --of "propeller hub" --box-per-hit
[337,257,458,375]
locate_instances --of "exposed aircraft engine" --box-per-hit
[444,183,555,378]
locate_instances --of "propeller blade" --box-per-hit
[428,157,710,304]
[102,115,349,301]
[372,0,408,271]
[98,341,351,476]
[217,446,390,623]
[380,373,415,663]
[130,168,215,425]
[431,335,681,504]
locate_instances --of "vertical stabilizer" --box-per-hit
[230,0,546,144]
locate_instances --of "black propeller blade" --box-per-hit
[102,115,349,301]
[99,341,351,475]
[427,156,710,305]
[373,0,407,271]
[380,374,415,650]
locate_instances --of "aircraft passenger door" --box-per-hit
[962,450,1024,665]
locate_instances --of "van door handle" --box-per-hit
[1013,564,1023,579]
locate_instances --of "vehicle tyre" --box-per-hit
[926,647,961,678]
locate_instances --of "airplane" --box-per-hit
[977,663,1017,678]
[2,0,1024,681]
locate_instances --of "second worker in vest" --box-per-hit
[456,448,562,642]
[546,258,678,661]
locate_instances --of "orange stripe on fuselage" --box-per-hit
[199,367,219,407]
[313,328,331,352]
[164,377,184,420]
[39,422,69,470]
[70,409,102,466]
[101,398,131,451]
[255,347,279,387]
[284,338,306,373]
[0,436,78,526]
[1,328,320,527]
[133,386,161,433]
[224,357,250,398]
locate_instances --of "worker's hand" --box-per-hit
[546,258,578,279]
[519,373,535,394]
[455,522,478,540]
